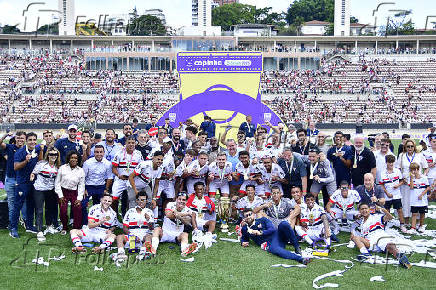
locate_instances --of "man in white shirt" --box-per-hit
[374,138,395,184]
[81,144,113,225]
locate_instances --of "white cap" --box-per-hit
[67,124,78,131]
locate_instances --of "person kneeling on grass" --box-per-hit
[240,208,311,265]
[115,191,156,262]
[151,192,199,257]
[351,202,412,269]
[70,194,117,253]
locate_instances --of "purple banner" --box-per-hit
[177,52,262,73]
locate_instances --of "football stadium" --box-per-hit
[0,0,435,289]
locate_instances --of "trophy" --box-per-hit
[128,235,139,253]
[219,196,231,233]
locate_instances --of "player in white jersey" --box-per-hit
[351,202,412,269]
[174,149,196,194]
[256,156,286,198]
[234,151,258,196]
[295,194,332,248]
[151,193,199,256]
[115,192,156,262]
[186,182,216,235]
[156,139,176,205]
[70,194,117,253]
[207,152,233,200]
[111,137,143,212]
[129,151,163,220]
[408,162,430,234]
[185,152,209,194]
[379,155,407,232]
[326,180,361,234]
[235,185,264,220]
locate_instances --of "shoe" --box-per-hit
[116,253,128,263]
[417,226,425,233]
[45,225,59,235]
[72,246,86,253]
[25,226,38,234]
[330,233,340,243]
[398,253,412,269]
[406,228,417,235]
[302,257,312,265]
[347,240,355,248]
[60,230,67,235]
[357,253,371,261]
[37,232,46,242]
[92,247,104,254]
[400,225,407,233]
[9,229,19,239]
[143,241,154,256]
[181,242,198,257]
[136,250,148,260]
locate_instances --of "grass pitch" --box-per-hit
[0,211,434,290]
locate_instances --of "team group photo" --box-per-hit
[0,0,435,289]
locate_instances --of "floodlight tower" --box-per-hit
[334,0,350,36]
[58,0,75,35]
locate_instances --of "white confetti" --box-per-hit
[94,266,103,271]
[271,264,306,268]
[370,276,385,282]
[31,257,49,266]
[181,257,194,262]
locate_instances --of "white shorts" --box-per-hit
[366,232,396,252]
[125,230,151,243]
[161,228,183,243]
[80,227,107,243]
[196,212,216,230]
[209,180,229,196]
[158,180,175,199]
[329,208,358,221]
[295,225,325,241]
[112,178,128,199]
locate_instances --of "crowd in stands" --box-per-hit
[0,48,435,124]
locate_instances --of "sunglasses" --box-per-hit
[48,153,58,157]
[137,198,147,202]
[406,145,415,148]
[340,187,348,190]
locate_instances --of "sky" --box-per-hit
[0,0,435,31]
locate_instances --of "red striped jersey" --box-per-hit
[32,161,58,191]
[208,161,233,181]
[329,189,361,210]
[186,194,215,219]
[112,149,143,177]
[133,160,163,188]
[360,214,385,238]
[409,176,430,207]
[300,203,325,228]
[122,207,155,233]
[379,168,403,200]
[88,204,117,232]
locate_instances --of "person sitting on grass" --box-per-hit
[70,194,117,253]
[351,202,412,269]
[240,208,311,265]
[114,191,156,262]
[295,193,332,249]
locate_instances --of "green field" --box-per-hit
[0,211,434,290]
[0,138,433,289]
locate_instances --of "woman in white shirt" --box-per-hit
[31,147,61,239]
[55,151,85,234]
[395,139,429,226]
